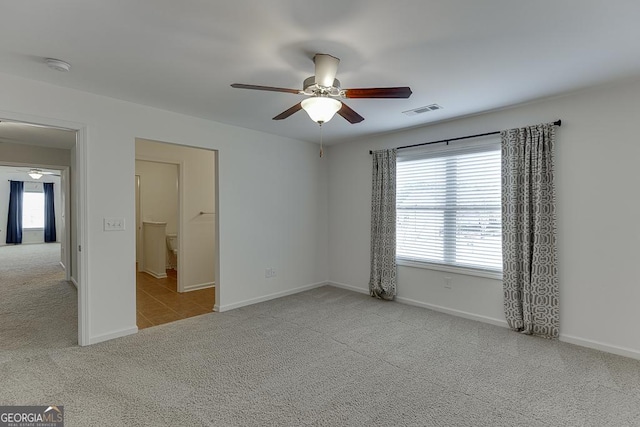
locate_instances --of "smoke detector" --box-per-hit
[45,58,71,72]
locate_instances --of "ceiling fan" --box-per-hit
[231,54,412,125]
[19,168,60,179]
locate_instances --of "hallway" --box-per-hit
[0,243,77,351]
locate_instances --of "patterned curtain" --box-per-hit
[501,123,559,338]
[369,149,397,300]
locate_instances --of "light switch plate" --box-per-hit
[104,217,125,231]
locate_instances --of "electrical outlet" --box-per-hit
[444,277,452,289]
[265,268,276,279]
[104,218,125,231]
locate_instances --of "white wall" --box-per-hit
[0,141,71,167]
[327,76,640,359]
[0,169,61,246]
[135,160,179,234]
[0,71,328,345]
[136,141,216,291]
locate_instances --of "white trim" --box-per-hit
[70,277,78,289]
[0,242,49,246]
[76,125,90,346]
[327,281,509,327]
[59,261,66,270]
[213,151,220,313]
[215,281,327,312]
[88,326,138,345]
[143,269,167,279]
[182,282,215,292]
[135,155,185,293]
[397,259,503,280]
[177,161,185,292]
[395,295,509,328]
[397,135,500,159]
[559,334,640,361]
[62,166,71,282]
[328,282,640,360]
[328,281,369,295]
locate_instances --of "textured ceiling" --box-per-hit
[1,1,640,145]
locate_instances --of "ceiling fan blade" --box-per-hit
[314,54,340,88]
[231,83,301,95]
[272,103,303,120]
[343,87,413,99]
[337,102,365,124]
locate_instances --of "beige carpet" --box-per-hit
[0,243,77,352]
[1,280,640,425]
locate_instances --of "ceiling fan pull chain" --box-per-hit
[319,123,324,158]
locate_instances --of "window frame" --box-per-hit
[396,138,503,280]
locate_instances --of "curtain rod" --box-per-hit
[7,180,53,184]
[369,120,561,154]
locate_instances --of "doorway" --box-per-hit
[134,138,217,329]
[0,119,83,348]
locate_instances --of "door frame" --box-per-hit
[134,156,184,291]
[0,111,88,346]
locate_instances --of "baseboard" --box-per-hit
[328,281,369,295]
[560,334,640,361]
[70,277,78,289]
[328,281,509,328]
[144,269,167,279]
[396,296,510,328]
[328,282,640,360]
[87,326,138,345]
[182,282,215,292]
[216,281,328,312]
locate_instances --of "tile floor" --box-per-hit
[136,268,215,329]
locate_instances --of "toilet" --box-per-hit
[166,233,178,269]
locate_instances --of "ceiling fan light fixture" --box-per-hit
[301,97,342,124]
[29,172,43,180]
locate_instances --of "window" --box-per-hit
[22,191,45,229]
[396,142,502,275]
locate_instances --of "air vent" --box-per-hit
[403,104,443,116]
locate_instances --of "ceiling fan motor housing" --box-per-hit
[303,76,341,96]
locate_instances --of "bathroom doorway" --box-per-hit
[134,138,217,329]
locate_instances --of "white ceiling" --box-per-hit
[0,165,61,176]
[1,1,640,145]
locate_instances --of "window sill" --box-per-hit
[397,258,503,280]
[23,227,44,231]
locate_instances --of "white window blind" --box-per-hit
[22,191,45,229]
[396,142,502,273]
